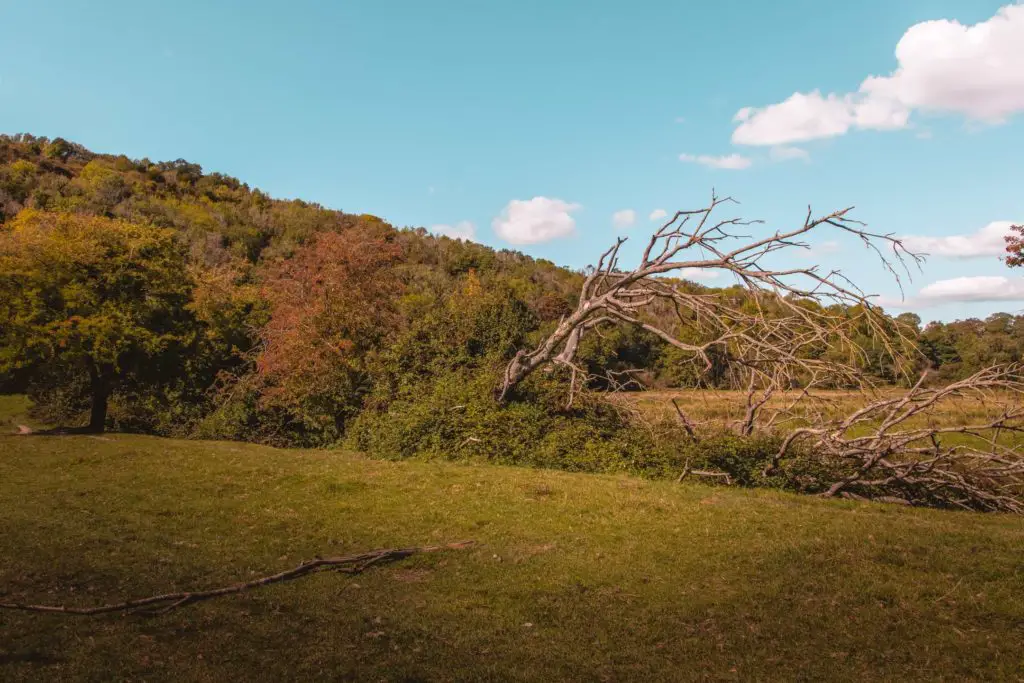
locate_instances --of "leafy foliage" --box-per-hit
[1,133,1021,505]
[253,225,404,443]
[1004,223,1024,267]
[0,210,196,430]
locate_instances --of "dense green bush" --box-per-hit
[348,366,673,474]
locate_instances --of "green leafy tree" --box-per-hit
[43,137,74,162]
[0,210,195,431]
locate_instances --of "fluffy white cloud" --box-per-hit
[769,145,810,162]
[862,4,1024,122]
[733,92,858,145]
[649,208,668,222]
[492,197,581,245]
[901,221,1017,258]
[612,209,636,230]
[679,153,753,170]
[430,220,475,241]
[918,276,1024,304]
[678,267,721,282]
[732,4,1024,145]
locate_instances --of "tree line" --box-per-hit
[1,134,1020,438]
[2,134,1024,513]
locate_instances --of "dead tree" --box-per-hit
[498,193,921,402]
[766,366,1024,513]
[495,194,1024,512]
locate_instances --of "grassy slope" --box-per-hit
[0,405,1022,681]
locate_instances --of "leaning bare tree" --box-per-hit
[499,194,1024,513]
[499,193,920,402]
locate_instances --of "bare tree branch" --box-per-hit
[498,193,922,402]
[0,541,477,616]
[768,365,1024,513]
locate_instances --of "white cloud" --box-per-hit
[431,220,476,241]
[881,273,1024,309]
[679,153,753,170]
[919,276,1024,304]
[901,221,1017,258]
[732,4,1024,145]
[862,4,1024,122]
[492,197,581,245]
[679,267,722,282]
[733,91,859,145]
[649,209,668,222]
[674,116,686,124]
[612,209,636,230]
[769,145,810,162]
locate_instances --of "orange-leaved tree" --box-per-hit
[1005,224,1024,267]
[255,223,403,439]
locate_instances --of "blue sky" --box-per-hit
[2,0,1022,322]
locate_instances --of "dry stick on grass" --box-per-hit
[677,459,732,485]
[0,541,476,617]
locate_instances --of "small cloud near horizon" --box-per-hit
[901,221,1018,259]
[431,220,476,241]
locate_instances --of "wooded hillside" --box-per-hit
[2,133,1023,511]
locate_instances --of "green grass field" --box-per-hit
[1,397,1023,681]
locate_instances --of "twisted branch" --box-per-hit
[768,365,1024,513]
[498,192,922,402]
[0,541,476,616]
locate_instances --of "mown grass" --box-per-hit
[0,394,32,431]
[1,398,1023,681]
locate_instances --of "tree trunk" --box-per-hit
[87,361,112,433]
[497,317,587,402]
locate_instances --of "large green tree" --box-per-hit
[0,210,195,431]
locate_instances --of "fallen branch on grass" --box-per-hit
[677,459,732,485]
[766,365,1024,513]
[0,540,476,616]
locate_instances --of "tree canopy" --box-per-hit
[0,210,195,431]
[1,133,1021,437]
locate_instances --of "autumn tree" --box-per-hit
[0,210,195,431]
[1005,224,1024,267]
[255,224,403,439]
